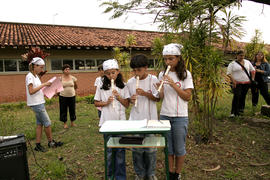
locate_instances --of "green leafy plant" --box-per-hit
[245,29,267,60]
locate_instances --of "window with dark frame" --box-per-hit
[4,59,17,71]
[19,60,29,71]
[51,59,62,70]
[63,59,73,70]
[97,59,106,66]
[75,59,85,70]
[0,60,3,72]
[85,59,95,70]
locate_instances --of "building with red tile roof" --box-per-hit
[0,22,164,103]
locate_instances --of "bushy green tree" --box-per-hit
[245,29,266,60]
[101,0,241,141]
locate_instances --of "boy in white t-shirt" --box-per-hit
[127,55,160,180]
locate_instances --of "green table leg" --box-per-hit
[104,135,108,180]
[163,134,169,180]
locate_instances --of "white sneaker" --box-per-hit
[229,114,235,118]
[176,173,181,180]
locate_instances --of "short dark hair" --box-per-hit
[62,64,71,71]
[236,50,244,55]
[130,54,148,69]
[98,64,103,71]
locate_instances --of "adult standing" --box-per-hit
[251,51,270,106]
[59,64,78,129]
[227,50,255,117]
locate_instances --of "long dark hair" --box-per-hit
[101,73,125,90]
[164,55,187,80]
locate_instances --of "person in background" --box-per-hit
[94,64,104,118]
[24,48,63,152]
[251,51,270,106]
[227,50,255,117]
[59,64,78,129]
[158,43,194,180]
[127,54,159,180]
[94,59,130,180]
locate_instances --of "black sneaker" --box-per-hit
[48,140,63,148]
[34,144,47,152]
[169,172,175,180]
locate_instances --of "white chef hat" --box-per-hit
[103,59,119,71]
[162,43,183,56]
[30,57,45,65]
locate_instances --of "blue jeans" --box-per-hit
[30,103,51,127]
[132,147,157,177]
[105,135,126,180]
[160,115,188,156]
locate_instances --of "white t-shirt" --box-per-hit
[127,74,159,120]
[94,77,103,111]
[94,76,103,87]
[226,59,255,83]
[94,84,130,126]
[159,70,194,117]
[25,72,45,106]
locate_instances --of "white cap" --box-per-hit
[30,57,45,65]
[103,59,119,71]
[162,43,183,56]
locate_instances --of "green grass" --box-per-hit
[0,92,270,179]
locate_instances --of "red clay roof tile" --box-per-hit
[0,22,164,48]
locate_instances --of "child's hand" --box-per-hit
[155,82,164,93]
[107,96,114,105]
[154,82,160,90]
[112,89,120,98]
[136,88,145,96]
[45,81,52,86]
[130,95,137,104]
[164,75,174,86]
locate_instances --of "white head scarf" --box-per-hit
[30,57,45,65]
[162,43,183,56]
[103,59,119,71]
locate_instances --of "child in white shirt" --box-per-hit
[127,54,160,180]
[94,64,104,118]
[94,59,130,179]
[25,53,63,152]
[158,43,194,180]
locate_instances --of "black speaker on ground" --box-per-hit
[0,135,30,180]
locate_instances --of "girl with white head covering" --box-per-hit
[24,47,63,152]
[158,43,194,180]
[94,59,130,179]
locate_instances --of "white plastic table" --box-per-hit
[99,120,171,180]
